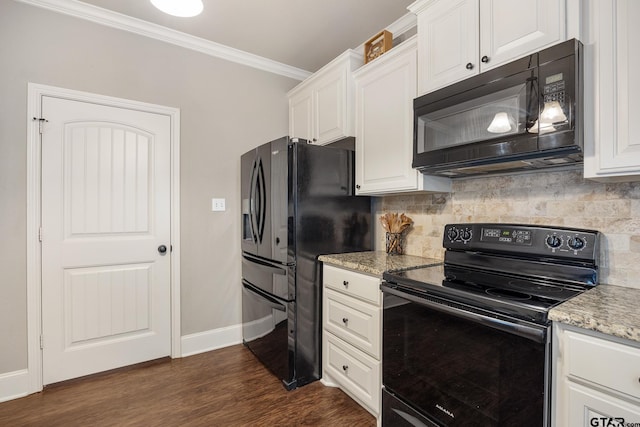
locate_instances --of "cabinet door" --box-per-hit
[314,70,349,145]
[355,42,419,194]
[479,0,565,71]
[565,381,640,426]
[584,0,640,180]
[289,89,313,142]
[417,0,479,94]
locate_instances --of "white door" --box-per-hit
[40,95,172,385]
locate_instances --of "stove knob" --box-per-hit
[447,227,459,242]
[546,235,562,248]
[460,229,472,241]
[567,237,585,250]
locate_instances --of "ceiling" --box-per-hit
[77,0,415,73]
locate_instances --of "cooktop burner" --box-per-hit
[485,288,532,300]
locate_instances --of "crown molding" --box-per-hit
[15,0,312,81]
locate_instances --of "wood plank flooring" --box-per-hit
[0,345,375,426]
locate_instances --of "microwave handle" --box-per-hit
[526,69,540,129]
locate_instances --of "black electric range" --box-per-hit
[381,223,600,426]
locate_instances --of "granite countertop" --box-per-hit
[318,250,442,277]
[549,284,640,344]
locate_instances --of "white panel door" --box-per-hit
[41,95,171,385]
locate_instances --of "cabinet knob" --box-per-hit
[342,317,348,324]
[342,365,348,371]
[466,62,474,70]
[343,280,349,287]
[481,55,490,63]
[355,184,361,190]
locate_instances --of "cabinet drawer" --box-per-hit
[324,288,380,359]
[566,380,640,425]
[323,265,380,305]
[566,331,640,399]
[324,333,380,415]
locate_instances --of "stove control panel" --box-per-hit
[443,223,600,262]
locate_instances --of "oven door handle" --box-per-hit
[381,284,547,343]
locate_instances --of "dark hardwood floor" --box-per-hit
[0,345,375,426]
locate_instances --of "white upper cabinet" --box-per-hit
[287,50,361,145]
[480,0,564,70]
[353,36,451,195]
[410,0,570,95]
[412,0,479,95]
[583,0,640,181]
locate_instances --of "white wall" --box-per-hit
[0,1,297,373]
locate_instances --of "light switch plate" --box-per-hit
[211,198,226,212]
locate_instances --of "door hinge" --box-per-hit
[32,117,48,134]
[40,335,44,350]
[38,227,43,242]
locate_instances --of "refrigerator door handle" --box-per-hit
[242,253,287,276]
[249,158,266,244]
[242,280,286,312]
[248,159,258,243]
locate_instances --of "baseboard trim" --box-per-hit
[0,369,30,403]
[181,325,243,357]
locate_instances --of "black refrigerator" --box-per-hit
[241,136,372,390]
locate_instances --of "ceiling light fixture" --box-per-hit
[150,0,203,17]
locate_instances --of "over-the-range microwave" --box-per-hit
[413,39,583,177]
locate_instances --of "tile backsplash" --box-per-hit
[373,170,640,288]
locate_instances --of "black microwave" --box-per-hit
[413,39,583,177]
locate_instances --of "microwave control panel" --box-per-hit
[543,72,565,104]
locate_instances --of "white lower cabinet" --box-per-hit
[322,264,382,417]
[553,323,640,426]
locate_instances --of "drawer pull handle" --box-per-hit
[343,280,349,287]
[342,317,348,324]
[342,365,348,371]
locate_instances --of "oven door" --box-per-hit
[381,284,550,426]
[242,280,295,389]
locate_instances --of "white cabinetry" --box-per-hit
[553,323,640,426]
[583,0,640,181]
[409,0,570,95]
[287,50,361,145]
[353,36,451,195]
[322,264,382,417]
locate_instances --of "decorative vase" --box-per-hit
[385,232,404,255]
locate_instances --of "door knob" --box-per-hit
[158,245,167,254]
